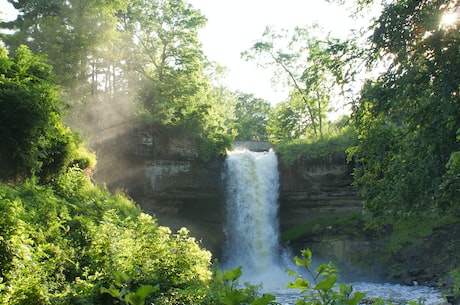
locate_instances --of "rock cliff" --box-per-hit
[91,124,362,260]
[88,124,459,290]
[278,152,361,229]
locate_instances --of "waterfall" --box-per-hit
[222,149,289,288]
[221,149,443,304]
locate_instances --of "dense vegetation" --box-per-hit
[1,0,460,303]
[347,0,460,224]
[0,174,213,304]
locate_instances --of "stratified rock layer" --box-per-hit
[90,124,459,287]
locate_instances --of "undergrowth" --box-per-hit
[275,127,357,166]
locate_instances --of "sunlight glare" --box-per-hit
[440,7,460,29]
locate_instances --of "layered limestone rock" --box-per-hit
[91,125,458,287]
[92,125,362,258]
[278,152,362,229]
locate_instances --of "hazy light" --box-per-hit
[440,7,460,29]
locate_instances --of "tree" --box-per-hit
[233,92,271,141]
[266,98,309,144]
[242,25,338,139]
[0,45,90,182]
[348,0,460,222]
[0,0,128,100]
[118,0,207,124]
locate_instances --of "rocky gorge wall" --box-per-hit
[91,123,363,261]
[87,123,459,293]
[278,152,361,229]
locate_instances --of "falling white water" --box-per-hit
[222,149,291,288]
[222,149,445,304]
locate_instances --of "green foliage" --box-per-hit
[243,25,347,140]
[287,249,366,305]
[0,173,213,305]
[369,215,459,279]
[1,0,127,96]
[437,128,460,213]
[233,92,271,141]
[101,271,160,305]
[216,266,277,305]
[449,268,460,297]
[266,100,310,143]
[124,0,235,162]
[124,0,208,125]
[0,45,92,182]
[200,130,233,162]
[2,0,234,163]
[348,0,460,221]
[276,124,357,166]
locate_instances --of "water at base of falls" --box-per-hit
[275,283,444,305]
[221,149,444,304]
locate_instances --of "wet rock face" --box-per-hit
[278,153,362,229]
[93,126,364,257]
[92,127,459,287]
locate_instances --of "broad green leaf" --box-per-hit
[314,274,337,292]
[339,282,352,296]
[287,277,310,290]
[347,291,366,305]
[316,263,329,275]
[223,266,243,281]
[220,290,246,305]
[251,293,276,305]
[113,271,130,285]
[301,249,312,260]
[125,292,143,305]
[135,284,159,299]
[293,255,311,268]
[100,286,121,299]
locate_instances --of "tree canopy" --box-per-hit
[1,0,237,160]
[347,0,460,222]
[0,45,93,182]
[243,25,343,140]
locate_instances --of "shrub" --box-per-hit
[0,174,213,305]
[0,45,95,183]
[276,127,357,166]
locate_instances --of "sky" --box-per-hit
[0,0,378,110]
[187,0,377,107]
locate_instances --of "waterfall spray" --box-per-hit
[222,149,290,288]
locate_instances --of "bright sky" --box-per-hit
[188,0,375,106]
[0,0,377,109]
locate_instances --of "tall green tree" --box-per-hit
[0,0,128,100]
[0,45,91,182]
[243,25,337,139]
[118,0,208,125]
[266,96,310,143]
[348,0,460,222]
[233,92,271,141]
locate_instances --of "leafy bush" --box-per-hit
[288,249,365,305]
[0,45,94,183]
[200,131,233,162]
[0,171,212,305]
[276,126,357,166]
